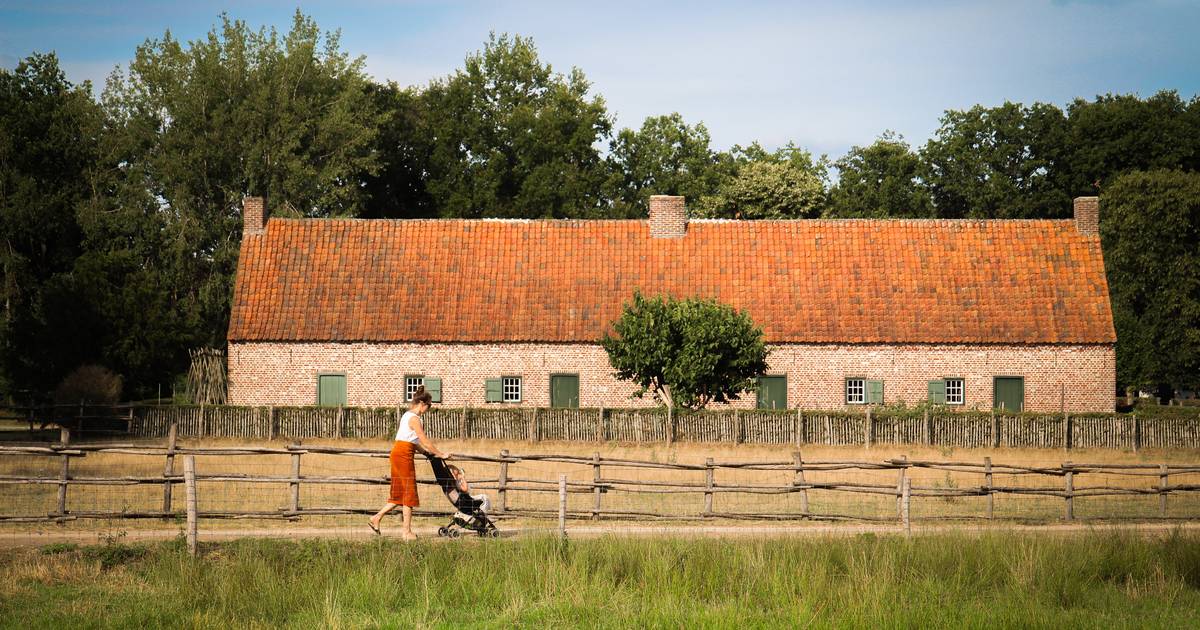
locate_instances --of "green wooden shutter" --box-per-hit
[928,380,946,404]
[317,374,346,407]
[424,378,442,403]
[757,376,787,410]
[867,380,884,405]
[551,375,580,408]
[485,378,503,403]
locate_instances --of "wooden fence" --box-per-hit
[2,427,1199,554]
[112,405,1200,450]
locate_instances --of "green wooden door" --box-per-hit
[757,376,787,410]
[993,377,1024,412]
[317,374,346,407]
[550,374,580,408]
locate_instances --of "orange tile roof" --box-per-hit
[227,218,1116,344]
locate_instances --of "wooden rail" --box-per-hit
[8,403,1200,450]
[2,429,1200,531]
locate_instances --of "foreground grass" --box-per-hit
[2,532,1200,629]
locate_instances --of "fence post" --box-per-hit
[666,406,674,445]
[558,474,568,538]
[896,456,908,518]
[336,405,344,439]
[162,422,178,518]
[1134,414,1141,453]
[923,408,931,445]
[592,452,602,521]
[498,449,509,513]
[184,455,198,556]
[902,478,911,536]
[1062,413,1071,451]
[992,411,1001,448]
[268,406,276,441]
[864,407,872,448]
[984,456,994,520]
[201,402,208,437]
[1156,460,1166,516]
[597,407,605,442]
[704,457,715,516]
[460,406,468,439]
[734,409,742,445]
[794,409,803,448]
[56,427,70,520]
[792,451,808,516]
[289,442,302,514]
[1064,462,1074,520]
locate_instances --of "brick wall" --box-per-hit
[228,341,1115,412]
[648,195,686,238]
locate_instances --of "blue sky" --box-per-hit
[2,0,1198,158]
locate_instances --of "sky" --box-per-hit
[2,0,1199,158]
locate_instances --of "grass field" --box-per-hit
[2,531,1200,628]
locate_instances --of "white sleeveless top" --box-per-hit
[395,411,421,444]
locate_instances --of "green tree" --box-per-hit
[1066,91,1200,194]
[922,102,1071,218]
[606,113,726,217]
[695,142,828,219]
[1101,170,1200,394]
[828,132,934,218]
[92,11,380,394]
[600,292,769,410]
[422,33,612,218]
[360,82,436,219]
[0,53,105,399]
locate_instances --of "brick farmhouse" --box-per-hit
[226,195,1116,412]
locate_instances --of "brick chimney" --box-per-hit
[243,196,265,236]
[1073,196,1099,236]
[648,195,687,238]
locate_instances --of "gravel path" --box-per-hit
[2,521,1198,548]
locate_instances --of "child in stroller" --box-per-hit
[429,456,500,538]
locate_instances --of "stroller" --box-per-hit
[429,457,500,538]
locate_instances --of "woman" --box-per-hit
[368,386,449,540]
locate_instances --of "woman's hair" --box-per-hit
[411,385,433,406]
[447,464,463,477]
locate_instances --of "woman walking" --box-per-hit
[368,386,449,540]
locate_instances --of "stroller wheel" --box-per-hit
[446,528,460,539]
[486,528,500,538]
[437,526,447,537]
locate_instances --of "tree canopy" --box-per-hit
[600,292,770,410]
[1101,170,1200,392]
[3,12,1200,400]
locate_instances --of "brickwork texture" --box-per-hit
[228,341,1115,412]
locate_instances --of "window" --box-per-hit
[945,378,964,405]
[405,375,424,402]
[503,376,522,403]
[846,378,865,405]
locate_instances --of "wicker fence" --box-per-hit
[110,405,1200,450]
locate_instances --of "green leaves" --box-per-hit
[422,34,612,219]
[1101,170,1200,391]
[600,292,770,410]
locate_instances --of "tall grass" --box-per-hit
[3,531,1200,628]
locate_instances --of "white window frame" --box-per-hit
[502,376,522,403]
[945,378,965,405]
[846,378,865,405]
[405,375,424,402]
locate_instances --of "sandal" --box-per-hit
[368,520,381,535]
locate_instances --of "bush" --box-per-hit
[53,365,123,404]
[600,291,769,409]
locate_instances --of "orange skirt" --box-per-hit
[388,441,420,507]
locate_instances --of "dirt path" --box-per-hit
[3,521,1198,548]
